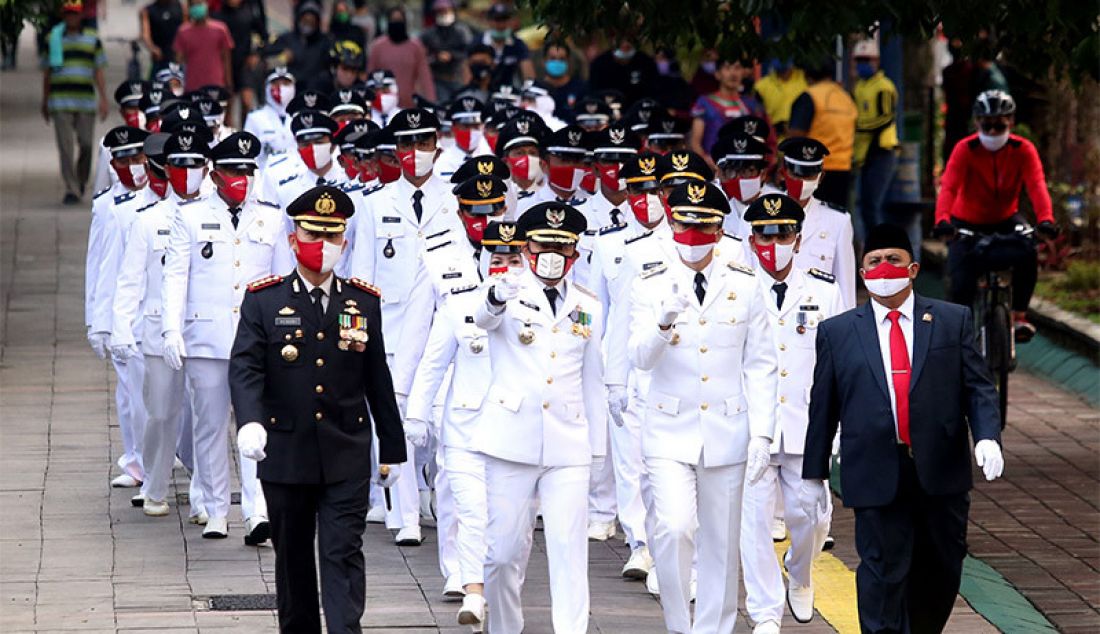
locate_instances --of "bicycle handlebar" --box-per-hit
[956,225,1035,239]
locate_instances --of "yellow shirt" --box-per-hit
[853,70,899,164]
[754,68,807,135]
[806,81,858,172]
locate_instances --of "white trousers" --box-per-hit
[609,405,648,549]
[588,433,617,525]
[378,353,421,529]
[647,457,746,634]
[183,358,231,520]
[112,354,147,479]
[439,446,488,585]
[741,452,832,624]
[141,355,185,503]
[485,457,590,634]
[238,445,267,519]
[172,375,206,518]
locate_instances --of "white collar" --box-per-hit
[298,270,334,297]
[870,290,915,323]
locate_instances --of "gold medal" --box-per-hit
[470,338,484,354]
[518,327,535,345]
[571,323,582,336]
[281,344,299,362]
[670,332,681,345]
[337,340,350,351]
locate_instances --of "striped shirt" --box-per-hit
[43,28,107,113]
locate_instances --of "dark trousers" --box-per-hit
[263,476,370,634]
[853,447,969,634]
[946,215,1038,312]
[817,169,852,208]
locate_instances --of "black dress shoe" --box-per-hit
[63,193,81,205]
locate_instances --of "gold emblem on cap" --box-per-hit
[671,153,689,170]
[499,224,517,242]
[281,344,299,362]
[477,160,493,175]
[546,207,566,228]
[477,179,493,198]
[315,192,337,216]
[639,157,656,175]
[764,196,782,216]
[687,183,706,204]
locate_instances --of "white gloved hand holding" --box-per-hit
[405,417,429,448]
[798,479,830,526]
[745,436,772,485]
[491,273,521,304]
[88,331,110,360]
[110,343,139,364]
[607,385,628,427]
[657,283,692,329]
[376,464,400,488]
[237,422,267,461]
[162,330,186,371]
[974,439,1004,481]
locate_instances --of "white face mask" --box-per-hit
[978,131,1009,152]
[863,276,911,298]
[128,163,149,187]
[378,93,399,115]
[675,242,714,263]
[533,251,567,280]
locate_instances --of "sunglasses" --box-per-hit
[979,120,1009,133]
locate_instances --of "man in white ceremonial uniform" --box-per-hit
[494,117,549,212]
[111,131,207,519]
[86,125,156,488]
[516,124,590,216]
[91,80,151,195]
[161,130,294,540]
[349,107,465,546]
[333,120,383,279]
[778,137,857,309]
[714,131,781,250]
[435,96,492,179]
[628,181,777,634]
[244,67,298,168]
[265,110,347,225]
[739,194,845,634]
[475,202,605,634]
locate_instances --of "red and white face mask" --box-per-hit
[149,171,169,198]
[453,127,483,153]
[295,238,343,274]
[122,109,146,130]
[459,212,489,243]
[339,154,358,180]
[397,149,436,178]
[298,142,333,171]
[579,166,597,194]
[785,173,819,201]
[372,92,398,115]
[597,163,625,192]
[672,226,719,262]
[485,131,500,153]
[548,164,585,191]
[270,83,294,107]
[114,162,148,189]
[627,192,664,225]
[216,173,252,206]
[754,240,796,273]
[720,176,762,203]
[506,155,542,183]
[146,117,161,133]
[167,165,204,197]
[862,261,912,297]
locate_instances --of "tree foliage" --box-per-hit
[521,0,1099,83]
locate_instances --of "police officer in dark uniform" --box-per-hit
[229,185,407,634]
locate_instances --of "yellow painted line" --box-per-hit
[773,539,860,633]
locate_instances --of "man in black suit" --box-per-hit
[800,224,1004,634]
[229,186,407,634]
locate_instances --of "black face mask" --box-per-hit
[470,63,492,81]
[387,20,408,43]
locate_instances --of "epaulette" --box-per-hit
[93,186,112,200]
[598,223,627,236]
[340,181,365,193]
[573,283,596,299]
[114,191,136,205]
[808,268,835,283]
[135,201,158,213]
[821,199,848,213]
[639,264,667,279]
[727,261,755,276]
[723,231,743,242]
[278,173,299,186]
[624,230,653,245]
[178,197,201,206]
[269,155,288,167]
[582,229,597,236]
[517,190,535,199]
[247,274,283,292]
[425,228,451,241]
[363,183,384,196]
[256,199,279,209]
[450,284,478,295]
[347,277,381,297]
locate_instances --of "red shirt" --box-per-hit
[172,18,233,91]
[936,133,1053,226]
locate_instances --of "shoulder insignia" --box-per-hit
[808,267,836,283]
[573,283,596,299]
[247,274,283,292]
[340,180,364,192]
[582,229,597,236]
[136,201,158,213]
[727,261,755,276]
[723,231,743,242]
[269,155,288,167]
[256,199,279,209]
[598,223,627,236]
[93,186,112,200]
[639,264,667,279]
[114,191,136,205]
[450,284,478,295]
[426,228,451,241]
[178,197,201,206]
[364,183,384,196]
[624,230,654,245]
[347,277,382,297]
[277,173,300,186]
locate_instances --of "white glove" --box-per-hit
[405,417,429,448]
[830,431,841,462]
[162,330,185,371]
[657,283,692,329]
[110,343,139,364]
[745,436,772,485]
[376,464,400,488]
[974,439,1004,481]
[798,479,830,526]
[237,422,267,461]
[491,273,521,304]
[607,385,628,427]
[88,331,110,360]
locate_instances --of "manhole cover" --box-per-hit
[202,594,277,611]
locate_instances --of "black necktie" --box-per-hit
[544,287,560,315]
[610,208,623,226]
[229,207,241,230]
[316,176,329,186]
[694,271,706,304]
[310,287,326,322]
[773,282,788,310]
[412,190,424,222]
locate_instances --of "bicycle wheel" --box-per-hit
[988,303,1012,429]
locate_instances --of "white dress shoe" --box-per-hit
[753,619,781,634]
[787,580,815,623]
[457,592,486,628]
[111,474,142,488]
[621,545,653,580]
[395,525,423,546]
[586,520,616,541]
[366,506,386,524]
[143,498,169,517]
[130,493,146,507]
[202,516,229,539]
[243,516,270,546]
[442,575,465,601]
[645,566,660,596]
[189,511,209,526]
[419,489,435,521]
[771,516,788,541]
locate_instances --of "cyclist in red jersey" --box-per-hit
[933,90,1059,342]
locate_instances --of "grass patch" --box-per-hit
[1035,261,1100,323]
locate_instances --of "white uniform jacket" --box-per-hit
[243,105,296,168]
[628,257,777,467]
[87,184,158,334]
[110,195,176,355]
[796,196,856,309]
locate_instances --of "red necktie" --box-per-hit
[886,310,911,445]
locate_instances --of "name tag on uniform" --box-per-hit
[442,272,463,280]
[800,305,819,312]
[275,317,301,326]
[201,223,220,230]
[643,261,662,270]
[381,216,401,223]
[157,229,170,235]
[519,300,540,311]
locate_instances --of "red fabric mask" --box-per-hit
[459,213,488,243]
[359,162,377,183]
[506,155,538,182]
[298,142,332,170]
[216,173,251,206]
[863,261,911,280]
[579,166,596,194]
[720,176,762,203]
[597,163,622,192]
[548,164,582,191]
[146,118,161,132]
[149,172,169,198]
[122,109,145,129]
[485,131,499,153]
[167,165,204,196]
[339,155,358,180]
[671,226,718,246]
[378,160,401,183]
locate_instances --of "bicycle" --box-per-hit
[956,224,1035,429]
